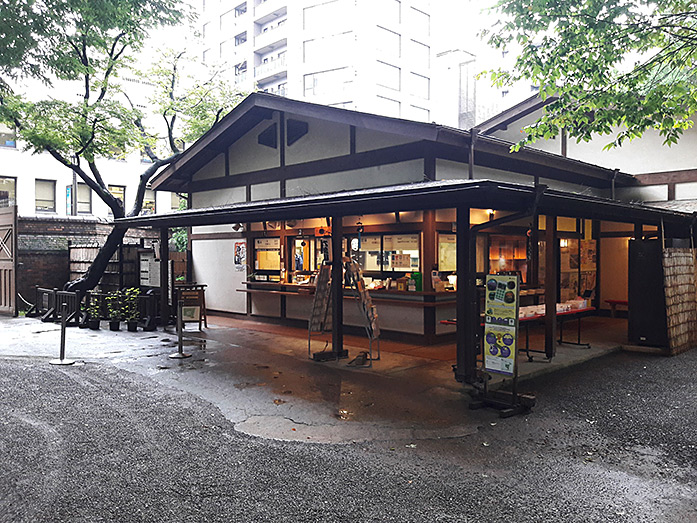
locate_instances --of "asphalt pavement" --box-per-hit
[0,318,696,522]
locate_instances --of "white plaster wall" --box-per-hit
[489,106,697,175]
[251,293,281,317]
[285,116,351,165]
[191,238,247,314]
[355,128,418,152]
[191,186,246,234]
[251,181,281,201]
[286,159,423,197]
[675,182,697,200]
[191,153,225,181]
[228,112,281,175]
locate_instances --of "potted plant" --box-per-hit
[122,287,140,332]
[86,294,101,330]
[105,290,122,331]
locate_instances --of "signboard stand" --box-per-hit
[469,274,535,417]
[308,264,341,361]
[344,260,380,367]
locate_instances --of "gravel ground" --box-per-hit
[1,348,695,522]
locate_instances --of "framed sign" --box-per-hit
[483,274,519,376]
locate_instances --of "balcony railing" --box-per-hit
[254,22,287,51]
[255,55,287,79]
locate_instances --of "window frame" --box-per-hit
[35,178,56,213]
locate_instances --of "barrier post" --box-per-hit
[50,304,75,366]
[169,300,191,359]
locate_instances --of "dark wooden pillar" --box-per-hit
[331,215,344,356]
[455,205,476,383]
[159,227,170,327]
[634,222,643,241]
[544,216,557,358]
[529,214,540,287]
[422,209,436,291]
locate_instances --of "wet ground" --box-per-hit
[1,315,695,521]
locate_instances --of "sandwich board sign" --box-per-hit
[483,274,519,376]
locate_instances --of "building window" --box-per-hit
[108,185,126,213]
[0,176,16,207]
[35,179,56,212]
[235,2,247,17]
[142,189,156,215]
[235,61,247,75]
[235,31,247,46]
[409,7,430,35]
[304,1,341,30]
[410,72,430,99]
[203,49,210,63]
[376,96,401,118]
[377,0,400,25]
[77,183,91,214]
[202,22,210,39]
[304,67,352,98]
[220,9,233,30]
[376,61,401,91]
[411,105,430,122]
[0,123,16,148]
[376,26,400,59]
[410,40,430,70]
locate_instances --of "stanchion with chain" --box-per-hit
[169,300,191,359]
[50,303,75,366]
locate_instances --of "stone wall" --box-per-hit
[662,248,697,355]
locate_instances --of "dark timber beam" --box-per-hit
[544,216,557,358]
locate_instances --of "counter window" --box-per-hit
[254,237,281,270]
[383,234,420,272]
[292,238,315,272]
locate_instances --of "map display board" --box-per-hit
[483,274,519,376]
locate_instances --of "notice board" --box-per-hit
[483,274,519,376]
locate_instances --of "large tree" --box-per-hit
[0,0,242,293]
[485,0,697,149]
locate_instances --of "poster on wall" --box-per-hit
[580,240,597,271]
[234,241,246,271]
[483,274,519,376]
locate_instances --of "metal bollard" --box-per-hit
[169,300,191,359]
[50,303,75,366]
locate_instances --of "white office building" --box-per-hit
[197,0,434,121]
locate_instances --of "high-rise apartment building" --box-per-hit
[197,0,434,121]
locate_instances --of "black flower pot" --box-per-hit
[109,320,121,331]
[127,321,138,332]
[88,319,100,330]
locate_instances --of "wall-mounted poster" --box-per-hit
[234,240,246,271]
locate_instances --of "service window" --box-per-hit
[384,234,420,272]
[292,237,315,272]
[254,237,280,270]
[35,179,56,212]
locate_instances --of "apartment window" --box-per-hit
[376,26,400,59]
[203,49,210,63]
[0,123,16,148]
[411,105,430,122]
[376,61,400,91]
[304,67,352,97]
[220,10,233,30]
[235,31,247,46]
[376,96,401,118]
[220,39,233,58]
[304,32,351,64]
[202,22,210,39]
[303,1,340,30]
[410,40,430,70]
[410,72,429,99]
[77,183,91,214]
[234,2,247,16]
[108,185,126,212]
[0,176,16,207]
[235,61,247,75]
[142,189,156,215]
[409,7,430,36]
[377,0,400,25]
[35,179,56,212]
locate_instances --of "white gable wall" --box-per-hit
[285,115,350,164]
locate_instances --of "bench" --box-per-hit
[605,299,628,317]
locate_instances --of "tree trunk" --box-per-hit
[64,226,128,294]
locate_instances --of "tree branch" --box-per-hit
[127,153,180,217]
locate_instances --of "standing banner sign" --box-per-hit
[483,274,519,376]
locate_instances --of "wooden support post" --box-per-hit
[529,215,540,288]
[159,227,170,327]
[422,209,436,291]
[455,205,476,383]
[634,222,643,241]
[331,215,345,357]
[544,216,557,359]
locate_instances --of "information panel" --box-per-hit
[483,274,519,376]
